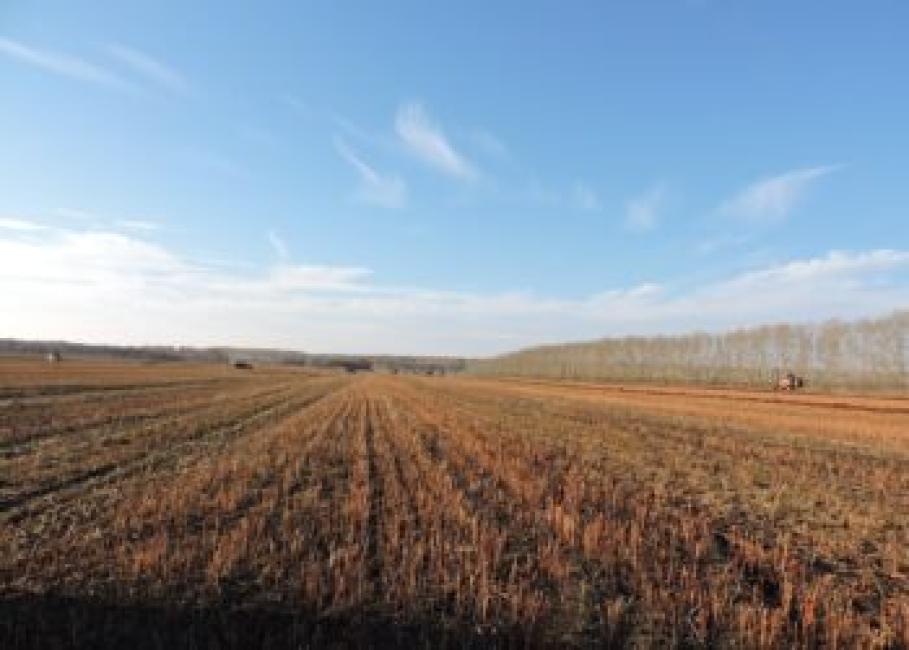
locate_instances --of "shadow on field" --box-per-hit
[0,594,554,650]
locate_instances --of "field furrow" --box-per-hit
[1,363,906,649]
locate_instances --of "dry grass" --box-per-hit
[1,359,906,648]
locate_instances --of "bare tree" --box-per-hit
[470,311,909,390]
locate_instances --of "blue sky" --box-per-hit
[1,2,908,354]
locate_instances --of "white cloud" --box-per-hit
[625,184,665,231]
[651,250,909,330]
[723,249,909,288]
[0,217,48,232]
[0,230,189,288]
[0,37,133,91]
[1,222,906,355]
[718,165,840,222]
[107,43,189,94]
[557,251,909,341]
[258,264,372,293]
[571,182,602,211]
[53,208,160,231]
[335,138,407,208]
[395,102,477,180]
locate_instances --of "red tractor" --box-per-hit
[773,371,804,391]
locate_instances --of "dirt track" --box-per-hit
[501,376,909,413]
[471,376,909,457]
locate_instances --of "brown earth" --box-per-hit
[1,359,906,648]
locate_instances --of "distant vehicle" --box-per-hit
[773,372,804,391]
[232,360,254,370]
[46,351,62,363]
[341,360,372,373]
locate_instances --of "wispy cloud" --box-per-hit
[107,43,189,94]
[335,138,407,208]
[718,165,840,222]
[572,249,909,337]
[256,264,372,293]
[267,230,290,260]
[625,184,665,231]
[236,124,277,148]
[0,217,48,232]
[179,149,247,180]
[724,249,909,287]
[395,102,477,180]
[520,181,561,208]
[332,113,382,146]
[571,182,602,211]
[116,219,160,232]
[0,37,132,91]
[470,130,509,160]
[695,234,751,256]
[515,180,602,211]
[55,207,101,222]
[54,208,161,231]
[283,95,310,115]
[1,221,907,354]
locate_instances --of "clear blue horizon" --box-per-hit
[1,2,907,355]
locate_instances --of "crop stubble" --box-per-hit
[0,360,907,648]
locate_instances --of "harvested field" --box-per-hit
[1,359,907,648]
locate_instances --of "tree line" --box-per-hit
[468,310,909,390]
[0,339,467,374]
